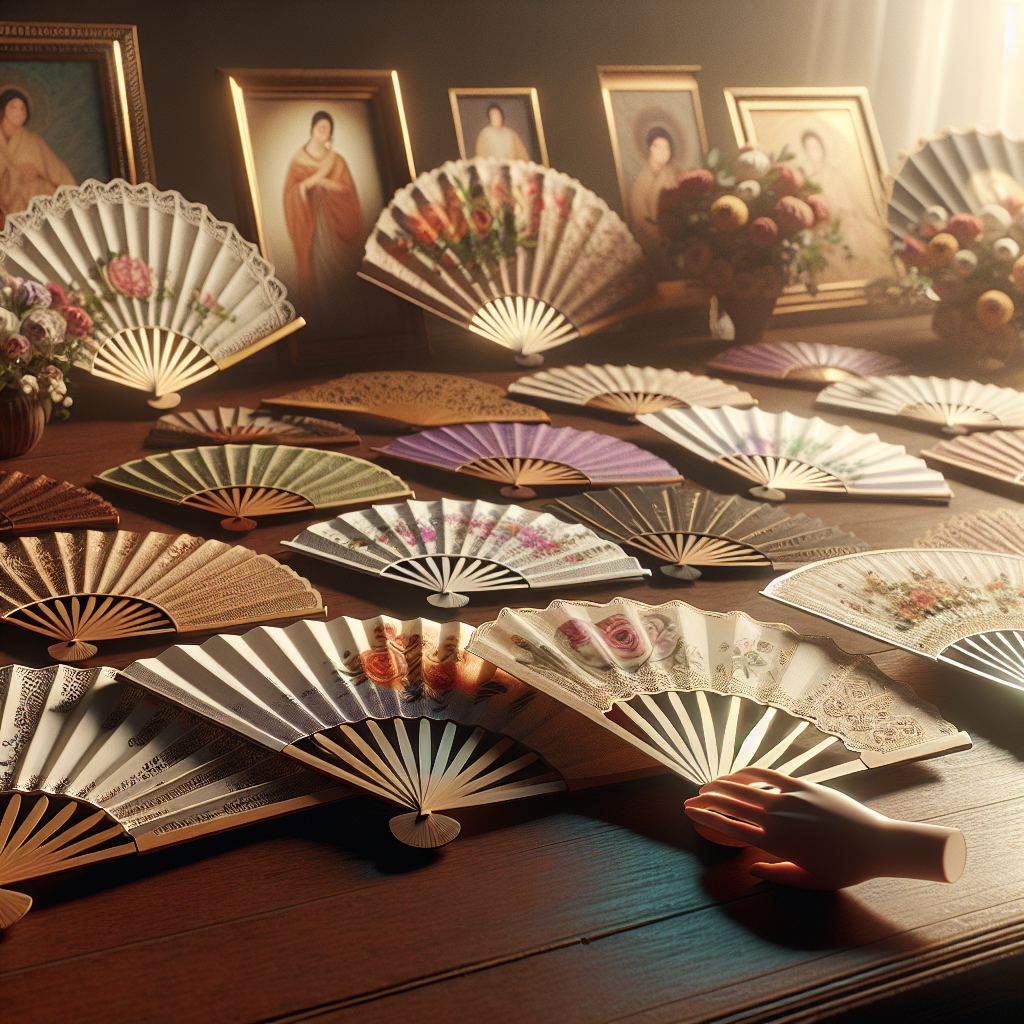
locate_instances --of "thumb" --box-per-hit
[749,860,827,889]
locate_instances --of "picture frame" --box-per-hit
[219,67,429,365]
[448,87,549,167]
[724,86,898,313]
[0,21,155,225]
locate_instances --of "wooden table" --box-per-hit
[3,314,1023,1024]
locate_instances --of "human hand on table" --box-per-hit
[684,767,966,890]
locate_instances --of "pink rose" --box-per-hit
[47,283,68,310]
[909,590,937,610]
[596,614,652,670]
[806,194,830,224]
[38,364,63,384]
[403,212,439,247]
[676,168,716,196]
[62,305,94,338]
[469,208,493,237]
[555,618,612,670]
[105,254,155,298]
[3,333,30,360]
[771,164,804,196]
[20,308,66,347]
[946,213,984,245]
[747,216,779,248]
[774,196,815,235]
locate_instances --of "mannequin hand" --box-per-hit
[684,767,966,890]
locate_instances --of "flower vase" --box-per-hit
[716,292,779,345]
[0,391,46,459]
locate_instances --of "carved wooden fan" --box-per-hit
[921,430,1024,493]
[0,529,324,661]
[706,342,908,385]
[145,407,359,448]
[122,616,659,848]
[96,444,412,531]
[263,371,549,428]
[544,484,869,580]
[916,508,1024,556]
[0,470,119,536]
[0,663,350,930]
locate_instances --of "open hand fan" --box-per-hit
[283,498,648,608]
[706,342,907,385]
[95,444,412,532]
[922,430,1024,492]
[816,376,1024,434]
[0,664,349,930]
[916,508,1024,556]
[0,470,119,536]
[373,422,682,500]
[763,548,1024,691]
[0,529,324,661]
[0,179,302,408]
[359,158,656,365]
[506,364,756,418]
[263,371,549,428]
[545,485,869,580]
[145,407,359,449]
[637,407,952,502]
[121,616,661,848]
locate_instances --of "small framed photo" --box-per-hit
[0,21,154,227]
[724,86,898,312]
[219,67,429,363]
[448,88,548,167]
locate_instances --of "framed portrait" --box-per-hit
[449,88,549,167]
[219,68,429,364]
[0,21,154,228]
[724,86,898,313]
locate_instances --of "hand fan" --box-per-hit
[544,484,869,580]
[0,529,324,661]
[145,407,359,449]
[0,470,119,536]
[916,508,1024,556]
[467,597,970,842]
[706,342,907,385]
[263,371,550,428]
[506,364,756,418]
[637,407,952,503]
[359,158,656,365]
[763,548,1024,691]
[0,663,350,930]
[373,422,682,500]
[283,498,649,608]
[922,430,1024,492]
[95,444,412,532]
[816,376,1024,434]
[121,615,662,848]
[0,179,302,409]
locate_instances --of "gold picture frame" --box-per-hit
[724,86,897,313]
[449,87,549,166]
[219,67,429,364]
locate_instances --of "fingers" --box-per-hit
[685,792,772,827]
[749,860,836,890]
[684,805,765,845]
[717,767,806,792]
[697,778,781,809]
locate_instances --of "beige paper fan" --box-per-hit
[922,430,1024,492]
[145,407,359,448]
[0,470,119,536]
[916,508,1024,555]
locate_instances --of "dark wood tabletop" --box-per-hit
[2,312,1023,1024]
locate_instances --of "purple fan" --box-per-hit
[373,423,683,499]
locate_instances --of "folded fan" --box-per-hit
[0,179,302,408]
[763,548,1024,691]
[0,529,324,661]
[545,484,869,580]
[359,158,656,365]
[374,422,682,500]
[146,407,359,448]
[96,444,412,532]
[706,342,907,385]
[922,430,1024,492]
[0,470,118,535]
[283,498,649,608]
[637,407,952,502]
[0,663,349,930]
[121,616,659,848]
[916,508,1024,556]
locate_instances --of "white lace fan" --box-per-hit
[121,616,660,848]
[0,179,302,408]
[916,508,1024,556]
[763,548,1024,691]
[922,430,1024,492]
[637,407,953,502]
[0,664,349,930]
[145,407,359,449]
[706,342,907,385]
[283,498,648,608]
[507,364,756,418]
[359,158,656,365]
[816,376,1024,434]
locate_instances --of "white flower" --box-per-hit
[63,396,73,408]
[21,374,38,394]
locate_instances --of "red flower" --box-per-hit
[469,208,493,237]
[46,283,68,310]
[676,168,716,197]
[806,194,830,224]
[104,254,155,299]
[596,613,652,670]
[900,234,928,268]
[774,196,815,235]
[771,164,804,197]
[62,305,94,337]
[3,333,30,360]
[404,213,440,247]
[557,619,592,650]
[908,590,937,610]
[946,213,984,245]
[747,217,779,248]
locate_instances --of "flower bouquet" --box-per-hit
[656,146,849,342]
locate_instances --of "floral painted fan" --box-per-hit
[96,444,411,531]
[263,371,549,428]
[763,548,1024,691]
[0,179,302,408]
[816,376,1024,434]
[122,616,659,848]
[507,364,756,418]
[0,470,118,536]
[637,407,952,502]
[0,529,323,661]
[283,498,648,608]
[0,664,349,930]
[373,423,682,500]
[359,159,656,365]
[706,342,907,385]
[916,508,1024,556]
[921,430,1024,493]
[545,484,869,580]
[145,407,359,449]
